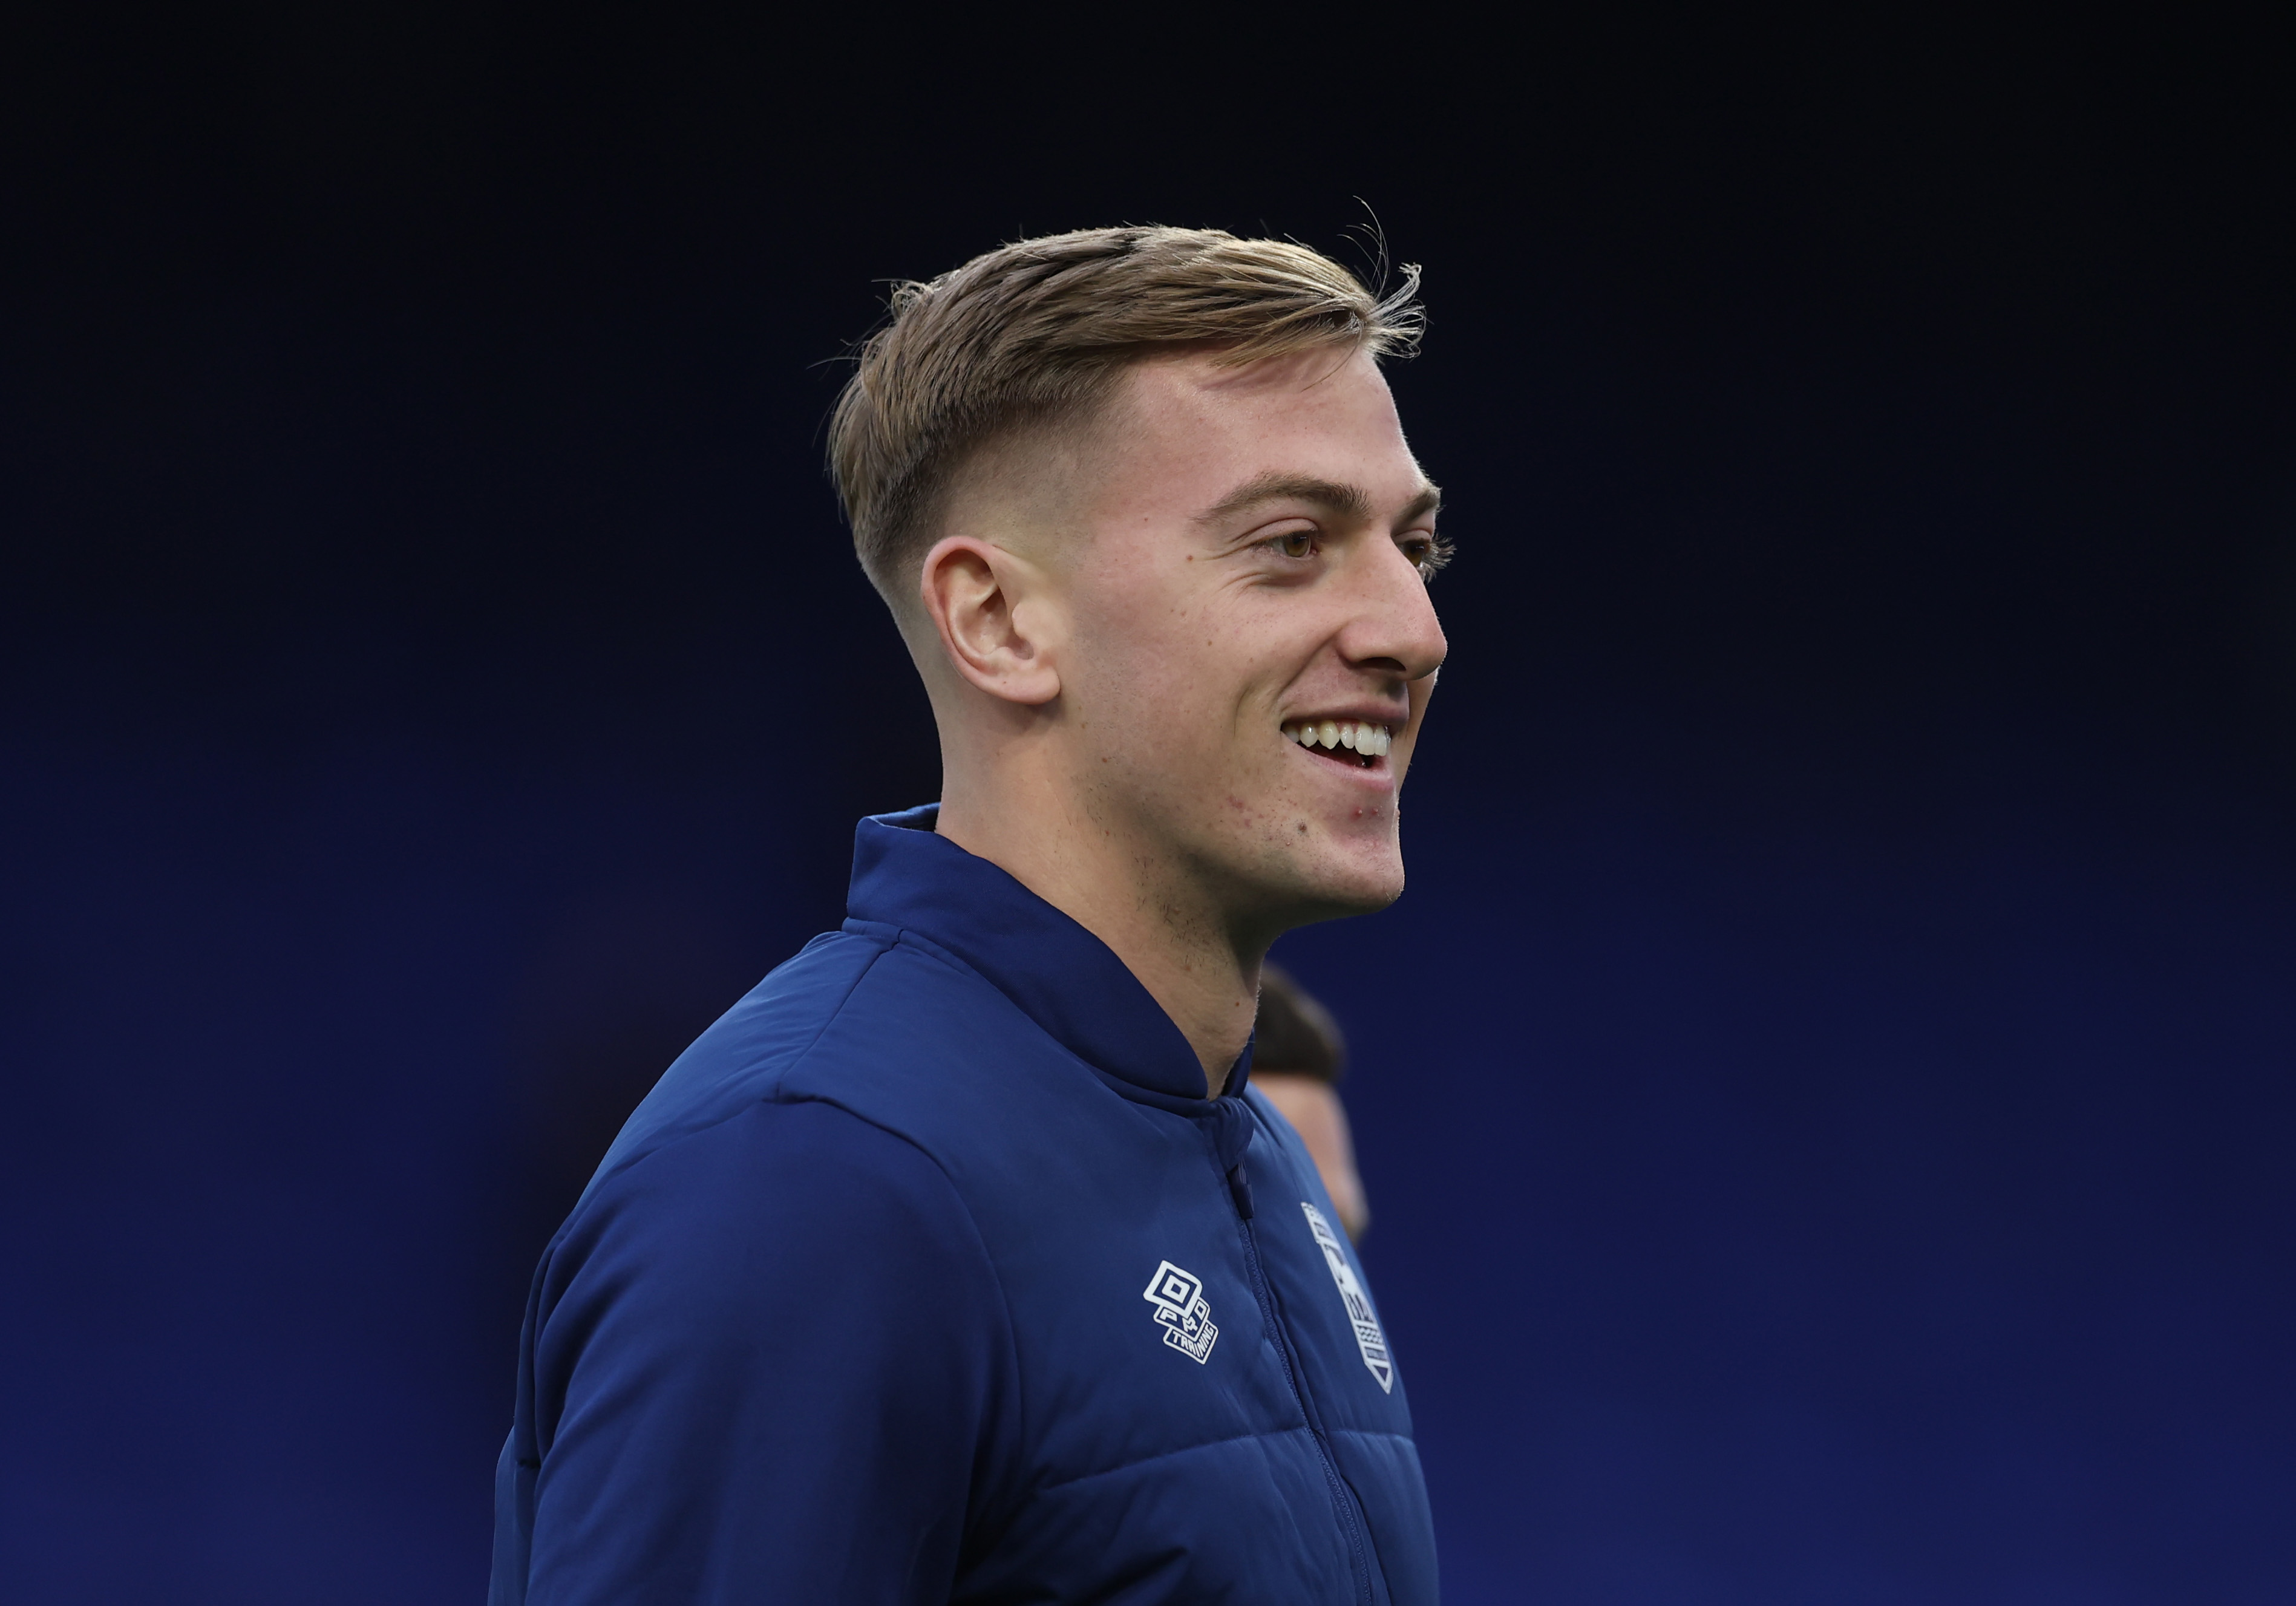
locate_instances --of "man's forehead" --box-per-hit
[1101,350,1422,509]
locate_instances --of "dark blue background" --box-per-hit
[4,10,2290,1602]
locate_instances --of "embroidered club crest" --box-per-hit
[1140,1260,1220,1363]
[1302,1203,1394,1392]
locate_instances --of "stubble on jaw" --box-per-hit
[1212,764,1410,936]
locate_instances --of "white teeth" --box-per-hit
[1284,720,1396,757]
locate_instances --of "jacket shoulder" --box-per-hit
[780,932,1151,1163]
[578,927,893,1201]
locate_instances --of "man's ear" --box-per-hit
[917,535,1064,706]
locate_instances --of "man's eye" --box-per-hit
[1402,534,1454,581]
[1266,530,1316,560]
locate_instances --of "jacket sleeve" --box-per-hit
[511,1097,1016,1605]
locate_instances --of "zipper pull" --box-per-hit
[1226,1160,1255,1220]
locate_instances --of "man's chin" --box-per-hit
[1248,847,1405,927]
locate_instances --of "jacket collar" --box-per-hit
[845,805,1250,1104]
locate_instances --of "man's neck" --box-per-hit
[935,788,1260,1095]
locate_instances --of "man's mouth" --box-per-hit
[1282,719,1395,768]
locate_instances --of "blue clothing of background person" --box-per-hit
[491,810,1433,1603]
[491,226,1454,1601]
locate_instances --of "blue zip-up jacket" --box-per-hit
[491,806,1437,1604]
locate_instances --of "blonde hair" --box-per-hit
[828,226,1422,599]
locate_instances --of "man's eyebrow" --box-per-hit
[1194,471,1442,528]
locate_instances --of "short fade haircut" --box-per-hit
[828,225,1423,601]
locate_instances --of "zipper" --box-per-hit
[1225,1150,1378,1606]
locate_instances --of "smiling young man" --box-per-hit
[491,227,1450,1605]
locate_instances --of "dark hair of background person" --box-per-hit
[1254,964,1349,1082]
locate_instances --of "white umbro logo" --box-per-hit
[1141,1260,1219,1363]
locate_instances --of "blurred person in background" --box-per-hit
[1252,963,1372,1241]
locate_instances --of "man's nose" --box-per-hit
[1339,541,1449,684]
